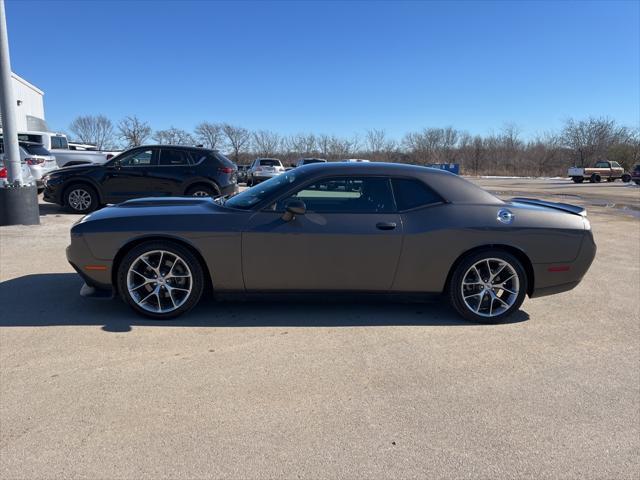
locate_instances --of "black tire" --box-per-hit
[117,241,205,320]
[572,177,584,184]
[622,174,631,183]
[590,173,601,183]
[64,183,99,213]
[185,184,219,197]
[448,249,528,324]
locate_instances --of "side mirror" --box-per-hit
[282,199,306,222]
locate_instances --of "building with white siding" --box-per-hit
[0,72,47,132]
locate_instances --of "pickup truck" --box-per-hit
[568,160,632,183]
[14,131,117,167]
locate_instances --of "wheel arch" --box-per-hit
[183,179,221,196]
[62,178,104,205]
[111,235,213,296]
[444,244,535,297]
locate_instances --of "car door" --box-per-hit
[101,147,159,202]
[242,176,403,291]
[150,148,198,195]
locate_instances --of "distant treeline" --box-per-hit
[66,115,639,176]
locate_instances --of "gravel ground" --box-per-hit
[1,178,638,479]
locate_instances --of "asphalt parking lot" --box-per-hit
[1,178,639,479]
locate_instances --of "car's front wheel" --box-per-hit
[65,184,98,213]
[449,250,527,323]
[622,174,631,183]
[117,241,205,319]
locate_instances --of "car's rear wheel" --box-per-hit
[572,177,584,183]
[65,184,98,213]
[117,241,204,319]
[590,173,601,183]
[622,174,631,183]
[449,250,527,323]
[186,185,219,197]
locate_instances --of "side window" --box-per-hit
[594,161,609,168]
[391,178,443,211]
[610,161,621,168]
[159,149,192,166]
[277,177,394,213]
[50,136,68,149]
[119,149,155,167]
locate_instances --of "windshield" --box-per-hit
[226,171,297,209]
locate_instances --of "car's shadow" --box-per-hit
[0,273,529,332]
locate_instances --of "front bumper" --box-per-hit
[66,240,113,292]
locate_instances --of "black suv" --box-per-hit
[43,145,237,213]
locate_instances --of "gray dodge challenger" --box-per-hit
[67,162,596,323]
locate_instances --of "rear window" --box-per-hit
[159,149,192,166]
[302,159,326,165]
[22,144,51,156]
[392,178,443,210]
[259,159,281,167]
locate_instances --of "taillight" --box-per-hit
[0,168,6,178]
[25,157,44,165]
[218,166,234,174]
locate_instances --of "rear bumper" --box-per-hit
[220,182,238,196]
[251,174,279,183]
[530,231,596,298]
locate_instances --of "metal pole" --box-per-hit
[0,0,22,185]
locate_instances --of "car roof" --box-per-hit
[293,161,502,205]
[135,145,217,152]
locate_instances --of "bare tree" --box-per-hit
[252,130,281,157]
[561,117,627,167]
[153,127,195,145]
[222,124,251,163]
[68,115,115,149]
[194,122,224,149]
[365,129,387,153]
[118,115,151,147]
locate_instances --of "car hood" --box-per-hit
[78,197,229,223]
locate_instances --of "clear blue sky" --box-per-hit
[5,0,639,139]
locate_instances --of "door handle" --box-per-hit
[376,222,397,230]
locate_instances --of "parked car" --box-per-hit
[568,160,631,183]
[67,162,596,323]
[0,140,57,192]
[0,163,35,188]
[295,158,327,167]
[247,158,285,186]
[236,165,250,183]
[42,145,237,213]
[631,164,640,185]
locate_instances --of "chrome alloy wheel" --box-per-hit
[68,188,92,211]
[126,250,193,313]
[460,258,520,318]
[191,190,210,197]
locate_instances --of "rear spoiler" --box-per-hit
[510,197,587,216]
